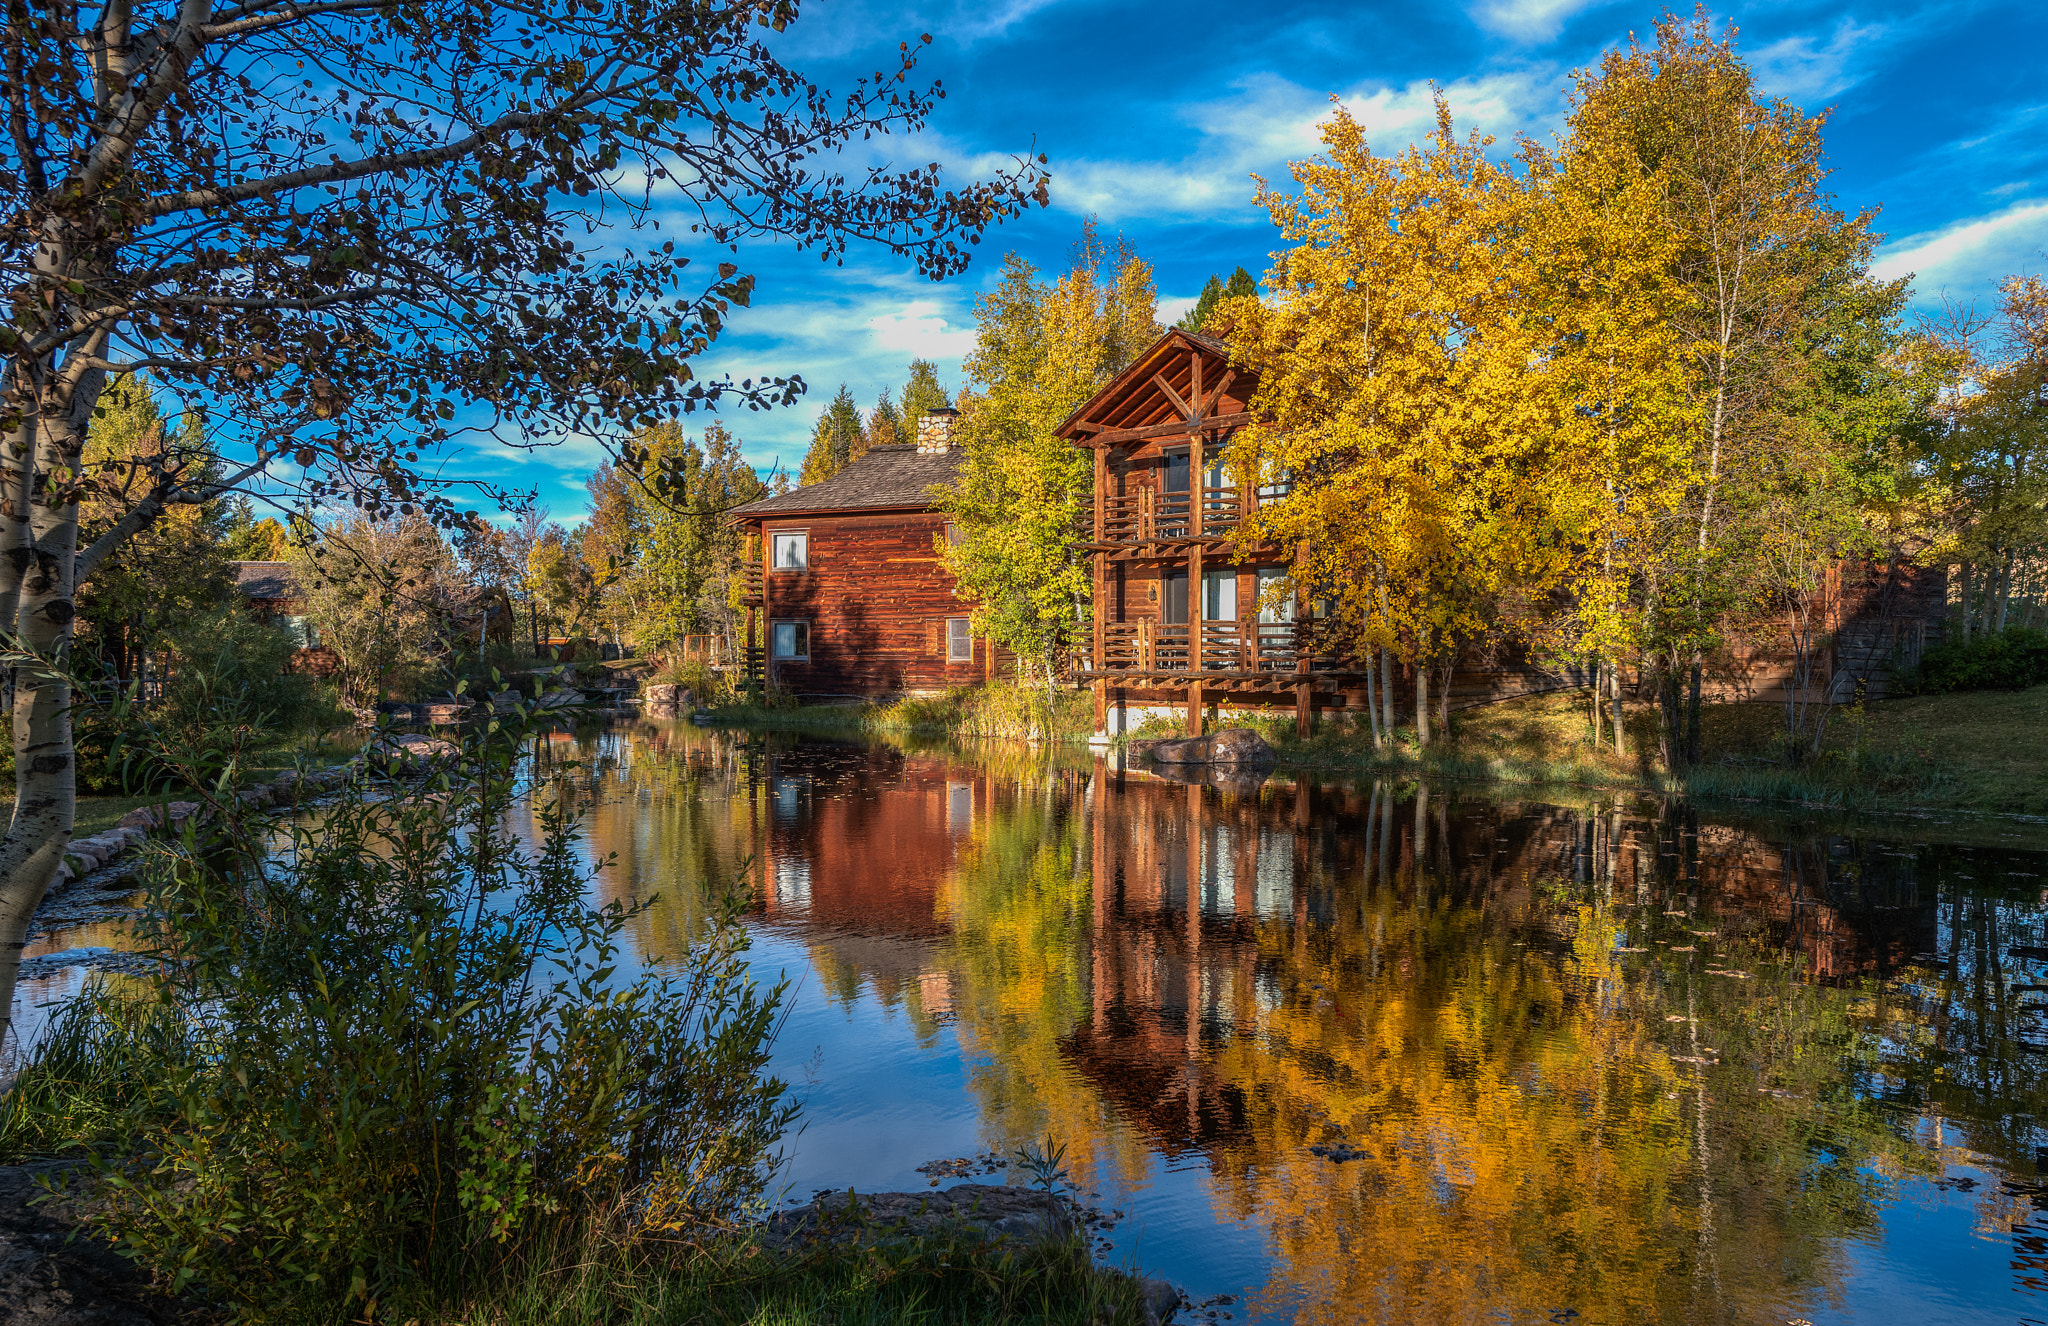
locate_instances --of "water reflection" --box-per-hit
[23,722,2035,1323]
[536,723,2048,1324]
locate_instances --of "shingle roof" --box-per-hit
[231,560,300,601]
[731,444,962,518]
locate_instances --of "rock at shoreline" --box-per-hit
[115,802,199,832]
[642,683,690,720]
[367,734,460,764]
[758,1185,1073,1253]
[1141,728,1275,768]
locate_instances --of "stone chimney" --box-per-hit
[915,407,961,455]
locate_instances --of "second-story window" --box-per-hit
[945,522,963,547]
[1163,450,1190,494]
[771,530,808,571]
[947,617,973,662]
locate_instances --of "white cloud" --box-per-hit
[1157,294,1199,326]
[865,299,978,359]
[1749,19,1890,103]
[1467,0,1607,43]
[1044,69,1563,222]
[1873,199,2048,298]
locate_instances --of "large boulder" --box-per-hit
[642,683,690,720]
[1142,727,1275,768]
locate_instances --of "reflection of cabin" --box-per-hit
[1059,330,1952,741]
[730,411,1007,698]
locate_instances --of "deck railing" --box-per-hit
[1089,485,1246,544]
[1098,618,1329,674]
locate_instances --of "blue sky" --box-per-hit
[504,0,2048,522]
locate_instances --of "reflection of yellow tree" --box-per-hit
[1203,868,1941,1325]
[936,764,1156,1190]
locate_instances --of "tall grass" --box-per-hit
[0,981,185,1161]
[380,1219,1146,1326]
[706,685,1095,742]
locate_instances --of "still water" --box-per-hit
[21,721,2048,1324]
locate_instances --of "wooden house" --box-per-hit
[229,560,341,675]
[1056,329,1365,739]
[730,409,1002,698]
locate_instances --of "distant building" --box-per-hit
[730,409,1005,698]
[228,561,515,675]
[229,560,338,675]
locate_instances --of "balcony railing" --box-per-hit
[1088,485,1246,545]
[1099,618,1330,674]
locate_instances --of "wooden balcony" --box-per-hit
[1097,618,1334,678]
[1086,485,1246,549]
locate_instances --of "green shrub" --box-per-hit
[77,715,793,1317]
[1901,626,2048,695]
[650,656,731,704]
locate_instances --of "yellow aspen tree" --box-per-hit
[1566,17,1856,764]
[1228,97,1676,744]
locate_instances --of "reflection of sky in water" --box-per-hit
[19,724,2048,1325]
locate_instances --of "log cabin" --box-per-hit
[731,409,1003,698]
[1058,328,1951,741]
[1057,329,1373,740]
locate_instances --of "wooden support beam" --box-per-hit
[1151,372,1191,418]
[1081,411,1255,447]
[1187,679,1204,738]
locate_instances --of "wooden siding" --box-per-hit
[753,510,1000,697]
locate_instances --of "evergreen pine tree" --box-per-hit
[797,383,867,485]
[900,359,953,439]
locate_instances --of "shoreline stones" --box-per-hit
[1135,728,1275,769]
[642,683,691,720]
[44,738,461,900]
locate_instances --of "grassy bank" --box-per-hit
[697,682,2048,819]
[372,1231,1146,1326]
[1,730,366,837]
[1217,686,2048,817]
[706,685,1096,742]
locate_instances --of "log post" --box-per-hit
[1294,584,1311,738]
[1188,679,1205,737]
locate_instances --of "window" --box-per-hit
[771,621,809,659]
[1162,450,1191,494]
[1201,570,1237,622]
[1160,570,1189,625]
[284,615,319,648]
[944,522,963,547]
[1255,567,1294,623]
[771,530,808,571]
[947,617,973,663]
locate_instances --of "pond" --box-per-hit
[18,722,2048,1324]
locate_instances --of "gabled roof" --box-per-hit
[1054,328,1254,447]
[231,560,299,601]
[731,444,964,519]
